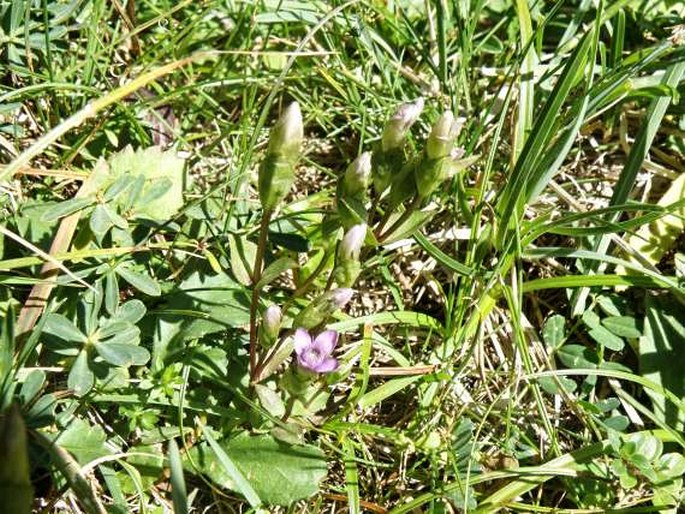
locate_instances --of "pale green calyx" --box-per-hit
[262,304,282,340]
[426,111,464,160]
[258,102,304,211]
[339,224,366,262]
[292,288,355,329]
[381,97,425,152]
[340,152,372,197]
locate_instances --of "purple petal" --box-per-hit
[315,358,339,373]
[313,330,338,355]
[293,328,311,356]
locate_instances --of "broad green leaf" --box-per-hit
[557,344,598,369]
[543,315,566,350]
[89,204,113,236]
[45,314,86,343]
[268,231,311,253]
[588,326,625,351]
[117,300,146,324]
[68,350,94,397]
[198,428,261,507]
[156,270,251,343]
[538,376,577,395]
[254,384,286,418]
[193,432,327,506]
[602,316,641,338]
[94,342,150,367]
[107,146,186,221]
[116,266,161,296]
[657,454,685,481]
[54,417,109,464]
[641,295,685,431]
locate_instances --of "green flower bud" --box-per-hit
[338,224,366,262]
[258,102,303,211]
[381,98,425,152]
[387,157,418,209]
[372,98,424,195]
[340,152,371,198]
[415,148,473,200]
[292,288,354,329]
[333,224,366,287]
[259,304,282,347]
[337,152,372,227]
[426,111,464,160]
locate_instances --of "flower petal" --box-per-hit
[316,358,339,373]
[293,328,311,355]
[313,330,338,355]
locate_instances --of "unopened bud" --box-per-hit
[258,102,303,211]
[414,148,475,199]
[267,102,303,157]
[337,153,372,228]
[330,287,354,309]
[339,224,366,262]
[262,305,282,341]
[340,152,372,197]
[426,111,463,160]
[292,288,355,329]
[381,98,425,152]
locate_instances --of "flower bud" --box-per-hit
[262,305,282,341]
[338,224,366,262]
[381,98,425,152]
[292,288,355,329]
[414,148,475,200]
[373,99,424,195]
[337,153,372,228]
[426,111,463,160]
[267,102,303,158]
[340,152,372,198]
[258,102,303,211]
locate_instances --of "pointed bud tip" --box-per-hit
[340,224,367,261]
[331,288,355,308]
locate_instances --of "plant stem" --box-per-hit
[377,197,421,243]
[249,209,272,382]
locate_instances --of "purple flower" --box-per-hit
[293,328,339,373]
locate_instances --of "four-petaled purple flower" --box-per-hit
[293,328,339,374]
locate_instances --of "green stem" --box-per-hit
[377,197,421,242]
[249,209,272,382]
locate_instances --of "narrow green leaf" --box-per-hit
[342,439,360,514]
[414,232,473,277]
[41,197,93,222]
[168,440,188,514]
[256,257,298,290]
[358,375,423,410]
